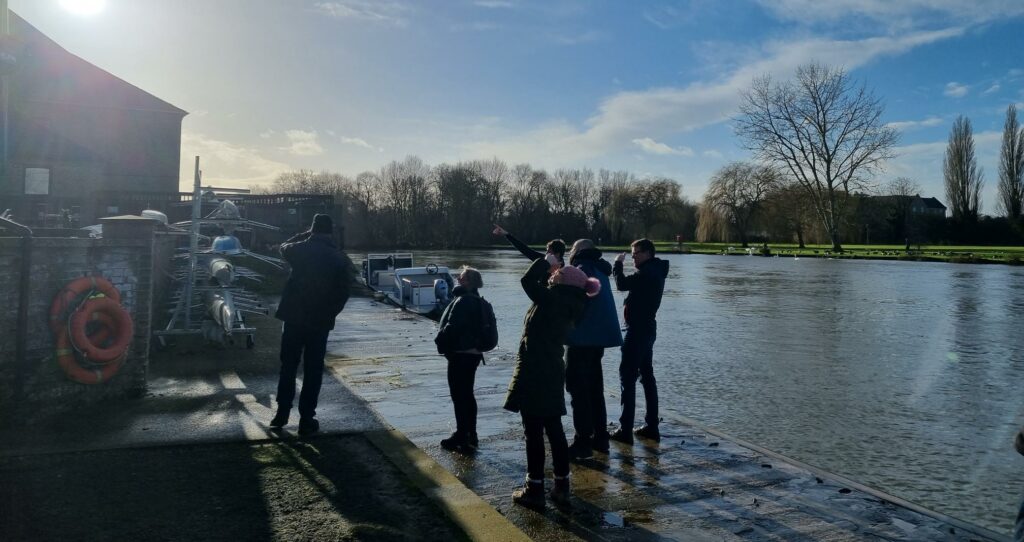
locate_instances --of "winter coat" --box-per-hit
[503,258,586,417]
[274,232,351,331]
[613,256,669,330]
[435,286,483,355]
[566,249,622,348]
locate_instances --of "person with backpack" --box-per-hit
[564,239,622,460]
[434,267,492,452]
[504,255,600,509]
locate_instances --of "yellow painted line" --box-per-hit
[365,430,531,542]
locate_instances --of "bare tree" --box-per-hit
[998,104,1024,219]
[762,183,814,247]
[943,116,984,222]
[703,162,780,247]
[884,176,921,241]
[736,63,898,251]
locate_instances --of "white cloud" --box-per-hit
[451,21,500,32]
[554,30,605,45]
[944,82,969,98]
[474,0,514,8]
[632,137,694,156]
[703,149,724,159]
[259,129,275,139]
[341,136,384,153]
[982,83,1001,95]
[282,130,324,156]
[886,116,944,131]
[460,28,964,167]
[753,0,1024,27]
[180,132,291,190]
[313,1,410,26]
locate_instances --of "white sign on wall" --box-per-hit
[24,168,50,195]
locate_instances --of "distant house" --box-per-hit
[909,195,947,218]
[0,11,187,227]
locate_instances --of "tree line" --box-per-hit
[260,64,1024,250]
[257,159,698,249]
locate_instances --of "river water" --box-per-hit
[392,249,1024,533]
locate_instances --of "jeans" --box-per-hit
[565,346,609,444]
[521,414,569,480]
[445,353,482,436]
[277,322,330,419]
[618,325,658,431]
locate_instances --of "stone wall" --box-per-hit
[0,217,158,422]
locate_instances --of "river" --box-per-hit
[380,249,1024,533]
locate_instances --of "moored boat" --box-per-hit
[360,253,455,320]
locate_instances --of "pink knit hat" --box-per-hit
[550,265,601,297]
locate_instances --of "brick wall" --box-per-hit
[0,217,158,421]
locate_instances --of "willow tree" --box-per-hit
[703,161,779,247]
[736,64,898,252]
[943,116,984,223]
[997,104,1024,219]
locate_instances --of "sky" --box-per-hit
[10,0,1024,213]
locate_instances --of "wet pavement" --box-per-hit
[330,297,1010,542]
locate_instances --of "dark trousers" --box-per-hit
[445,353,482,436]
[618,325,658,431]
[521,414,570,481]
[277,322,330,419]
[565,346,608,444]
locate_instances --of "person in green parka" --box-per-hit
[504,254,600,509]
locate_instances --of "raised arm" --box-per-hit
[613,259,642,291]
[279,230,312,262]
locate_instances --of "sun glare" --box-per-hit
[58,0,107,16]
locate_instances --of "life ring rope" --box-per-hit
[50,276,133,384]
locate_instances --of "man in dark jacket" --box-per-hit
[611,238,669,444]
[270,214,351,436]
[565,239,622,460]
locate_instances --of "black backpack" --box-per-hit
[477,297,499,352]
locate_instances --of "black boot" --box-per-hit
[568,439,593,460]
[440,432,467,451]
[512,480,545,509]
[269,408,289,429]
[549,476,570,506]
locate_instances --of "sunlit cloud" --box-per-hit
[180,132,291,190]
[259,129,275,139]
[944,82,969,98]
[281,130,324,156]
[460,28,963,167]
[313,1,410,27]
[886,116,944,131]
[341,136,384,153]
[632,137,694,156]
[982,83,1001,95]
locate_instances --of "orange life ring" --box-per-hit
[70,297,133,363]
[49,276,120,334]
[50,276,132,384]
[55,327,126,385]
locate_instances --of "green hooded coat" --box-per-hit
[503,258,586,417]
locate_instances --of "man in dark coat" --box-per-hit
[611,238,669,444]
[564,239,622,460]
[270,214,351,436]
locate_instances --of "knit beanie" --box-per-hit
[311,214,333,234]
[550,265,601,297]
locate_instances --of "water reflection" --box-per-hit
[382,249,1024,532]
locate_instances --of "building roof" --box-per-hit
[919,197,946,210]
[9,11,187,116]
